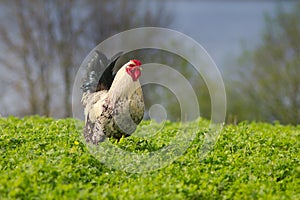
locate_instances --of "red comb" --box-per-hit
[131,59,142,66]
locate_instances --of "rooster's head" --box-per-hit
[125,59,142,81]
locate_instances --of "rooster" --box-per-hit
[81,51,144,145]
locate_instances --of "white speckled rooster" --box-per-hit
[81,51,144,145]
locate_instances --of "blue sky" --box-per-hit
[165,1,294,72]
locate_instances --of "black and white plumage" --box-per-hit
[81,51,144,145]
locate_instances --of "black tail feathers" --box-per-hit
[81,51,123,93]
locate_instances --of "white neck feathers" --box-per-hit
[108,66,141,101]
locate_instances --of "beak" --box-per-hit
[139,66,143,70]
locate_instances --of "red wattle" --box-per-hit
[131,68,141,81]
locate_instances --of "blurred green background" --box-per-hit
[0,0,299,125]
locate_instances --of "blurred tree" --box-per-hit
[228,3,300,124]
[0,0,171,117]
[0,0,58,116]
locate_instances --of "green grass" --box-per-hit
[0,116,299,199]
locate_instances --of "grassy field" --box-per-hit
[0,116,299,199]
